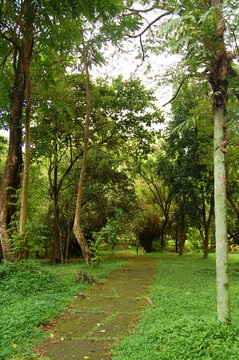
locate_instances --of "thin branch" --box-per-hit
[126,2,180,14]
[163,78,187,107]
[131,35,146,76]
[125,5,161,14]
[126,12,172,39]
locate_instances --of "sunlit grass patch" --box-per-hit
[112,253,239,360]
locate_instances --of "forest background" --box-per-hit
[1,0,239,327]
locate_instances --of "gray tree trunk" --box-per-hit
[209,0,231,323]
[214,107,230,323]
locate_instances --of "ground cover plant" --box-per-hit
[0,257,128,360]
[112,253,239,360]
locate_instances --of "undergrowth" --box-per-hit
[112,253,239,360]
[0,257,128,360]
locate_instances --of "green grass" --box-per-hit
[112,252,239,360]
[0,257,128,360]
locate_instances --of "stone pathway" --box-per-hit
[39,256,157,360]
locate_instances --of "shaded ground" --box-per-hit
[38,255,157,360]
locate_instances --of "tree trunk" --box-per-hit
[0,0,36,259]
[73,29,91,264]
[53,161,61,263]
[160,217,168,250]
[0,58,25,260]
[214,106,230,323]
[53,198,62,263]
[19,56,33,258]
[49,137,62,263]
[178,215,185,256]
[208,0,231,324]
[203,224,210,259]
[202,190,214,259]
[64,222,72,263]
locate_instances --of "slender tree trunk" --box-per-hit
[53,197,61,262]
[214,106,230,323]
[19,57,32,259]
[208,0,231,324]
[0,58,25,260]
[203,225,210,259]
[52,149,61,262]
[178,215,185,256]
[174,227,178,253]
[228,196,239,223]
[202,189,214,259]
[19,61,32,230]
[64,222,72,263]
[73,29,91,264]
[160,218,168,250]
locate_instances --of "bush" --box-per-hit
[0,260,64,296]
[152,238,162,252]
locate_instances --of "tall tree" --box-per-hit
[0,0,125,259]
[208,0,231,323]
[73,29,92,264]
[126,0,233,324]
[0,0,37,260]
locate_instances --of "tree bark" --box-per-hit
[175,228,178,253]
[0,57,25,260]
[64,221,72,263]
[214,106,230,323]
[178,215,185,256]
[160,217,168,250]
[73,29,91,264]
[52,141,62,263]
[201,188,214,259]
[53,197,62,262]
[209,0,231,323]
[0,0,36,259]
[19,35,34,258]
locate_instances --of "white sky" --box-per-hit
[91,44,180,122]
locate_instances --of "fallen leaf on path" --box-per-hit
[146,297,155,308]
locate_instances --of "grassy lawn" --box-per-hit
[112,252,239,360]
[0,257,128,360]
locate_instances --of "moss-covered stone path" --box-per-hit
[40,255,157,360]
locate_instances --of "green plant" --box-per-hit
[89,236,106,264]
[152,238,163,252]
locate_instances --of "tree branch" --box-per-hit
[163,78,187,106]
[126,12,172,39]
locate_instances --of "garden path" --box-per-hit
[38,254,157,360]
